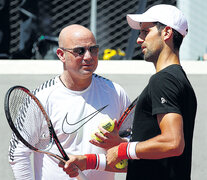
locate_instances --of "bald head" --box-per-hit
[58,24,96,48]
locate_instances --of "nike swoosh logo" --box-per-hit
[62,105,108,134]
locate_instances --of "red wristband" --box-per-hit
[85,154,97,169]
[118,142,129,160]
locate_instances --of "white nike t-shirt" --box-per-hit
[9,74,131,180]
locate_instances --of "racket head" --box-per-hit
[4,86,54,152]
[117,97,138,137]
[5,86,88,179]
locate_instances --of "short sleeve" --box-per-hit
[149,72,182,116]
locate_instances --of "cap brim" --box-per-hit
[127,14,157,30]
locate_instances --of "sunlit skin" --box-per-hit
[137,22,180,72]
[106,113,185,164]
[89,119,127,150]
[137,22,164,63]
[56,24,98,91]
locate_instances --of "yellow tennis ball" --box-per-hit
[91,131,102,142]
[90,118,114,141]
[100,118,115,132]
[115,159,128,169]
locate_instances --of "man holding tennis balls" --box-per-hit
[90,117,128,169]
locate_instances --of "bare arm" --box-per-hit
[136,113,185,159]
[106,113,185,167]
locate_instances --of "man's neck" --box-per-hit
[154,49,180,72]
[60,73,92,91]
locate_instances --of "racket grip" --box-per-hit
[76,168,88,180]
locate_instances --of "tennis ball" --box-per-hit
[99,118,115,132]
[115,159,128,169]
[91,118,115,141]
[91,130,102,142]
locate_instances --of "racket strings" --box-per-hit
[9,88,52,151]
[118,98,138,138]
[118,107,135,137]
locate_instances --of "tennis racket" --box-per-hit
[4,86,88,180]
[117,97,139,137]
[113,96,138,169]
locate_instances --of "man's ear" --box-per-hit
[163,26,173,41]
[57,48,65,62]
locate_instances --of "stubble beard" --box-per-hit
[144,49,154,62]
[143,46,162,63]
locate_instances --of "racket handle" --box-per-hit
[59,158,88,180]
[76,168,88,180]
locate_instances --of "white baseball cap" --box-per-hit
[127,4,188,37]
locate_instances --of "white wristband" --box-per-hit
[127,142,140,159]
[96,154,106,171]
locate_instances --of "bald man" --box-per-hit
[57,24,98,91]
[8,24,130,180]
